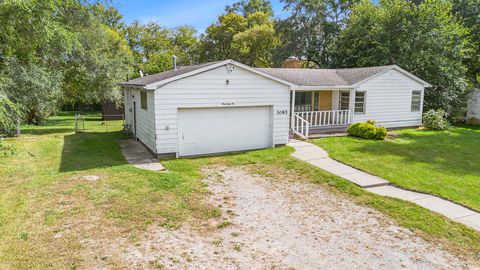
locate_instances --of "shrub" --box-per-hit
[422,109,449,131]
[0,137,15,156]
[0,94,21,136]
[347,120,387,140]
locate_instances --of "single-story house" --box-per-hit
[121,59,431,157]
[467,90,480,125]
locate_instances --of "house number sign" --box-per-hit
[276,110,289,115]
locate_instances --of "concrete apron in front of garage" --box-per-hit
[117,139,165,171]
[287,139,480,232]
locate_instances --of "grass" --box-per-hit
[312,126,480,212]
[0,112,217,269]
[1,114,479,268]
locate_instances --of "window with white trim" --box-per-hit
[411,90,421,112]
[339,91,350,110]
[294,91,313,111]
[354,91,366,114]
[140,91,148,111]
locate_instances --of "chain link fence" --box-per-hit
[74,113,125,134]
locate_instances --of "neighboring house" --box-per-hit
[467,90,480,125]
[121,59,430,157]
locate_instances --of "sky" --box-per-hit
[113,0,287,33]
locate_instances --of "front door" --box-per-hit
[319,91,332,110]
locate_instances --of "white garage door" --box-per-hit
[178,106,272,157]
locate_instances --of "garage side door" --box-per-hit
[178,106,272,157]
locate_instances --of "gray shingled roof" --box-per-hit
[257,65,394,86]
[122,61,222,87]
[122,60,395,88]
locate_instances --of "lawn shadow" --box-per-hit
[347,127,480,177]
[59,130,128,172]
[21,128,74,136]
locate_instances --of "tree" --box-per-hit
[0,0,76,124]
[90,3,125,31]
[335,0,470,114]
[452,0,480,86]
[0,0,135,122]
[199,13,248,62]
[231,12,280,66]
[226,0,273,16]
[62,24,134,106]
[199,0,279,67]
[0,93,21,136]
[0,58,63,124]
[276,0,358,68]
[124,22,199,76]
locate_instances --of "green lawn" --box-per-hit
[0,114,479,268]
[312,126,480,212]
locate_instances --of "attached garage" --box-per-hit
[122,60,293,157]
[178,106,272,156]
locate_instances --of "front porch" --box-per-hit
[291,89,357,139]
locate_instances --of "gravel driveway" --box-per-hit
[121,167,476,269]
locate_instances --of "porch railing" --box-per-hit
[295,110,351,127]
[294,105,313,112]
[292,113,310,139]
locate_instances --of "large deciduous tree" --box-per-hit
[226,0,274,16]
[125,22,199,76]
[199,0,279,67]
[452,0,480,87]
[334,0,470,115]
[0,1,134,123]
[276,0,358,68]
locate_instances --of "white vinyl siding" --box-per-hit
[353,69,425,128]
[124,88,156,152]
[154,65,290,155]
[123,89,133,131]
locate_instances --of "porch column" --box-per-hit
[290,90,296,129]
[349,89,356,123]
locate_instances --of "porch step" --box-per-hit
[309,125,348,134]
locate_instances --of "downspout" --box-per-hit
[291,90,296,130]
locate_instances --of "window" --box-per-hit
[313,92,319,111]
[411,90,421,112]
[354,91,366,114]
[339,91,350,110]
[140,91,148,110]
[294,91,313,111]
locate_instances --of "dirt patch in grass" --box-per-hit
[91,166,477,269]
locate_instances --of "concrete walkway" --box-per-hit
[117,139,165,171]
[287,139,480,231]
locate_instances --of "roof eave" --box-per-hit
[120,83,147,89]
[292,85,355,91]
[142,60,297,90]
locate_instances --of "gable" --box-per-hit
[160,64,292,92]
[356,68,426,89]
[145,60,295,90]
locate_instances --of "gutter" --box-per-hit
[291,85,355,91]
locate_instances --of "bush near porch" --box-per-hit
[347,120,387,140]
[313,126,480,212]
